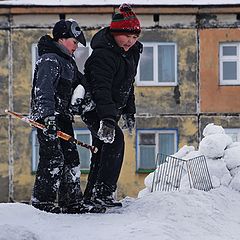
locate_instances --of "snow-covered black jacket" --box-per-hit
[30,35,85,121]
[84,27,142,121]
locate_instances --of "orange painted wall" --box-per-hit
[199,28,240,113]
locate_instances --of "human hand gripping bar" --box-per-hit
[5,109,98,154]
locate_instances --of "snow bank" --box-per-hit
[139,123,240,197]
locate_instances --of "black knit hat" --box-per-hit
[52,19,86,46]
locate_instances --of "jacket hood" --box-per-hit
[90,27,143,55]
[37,35,72,59]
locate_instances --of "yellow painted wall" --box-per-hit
[137,29,198,115]
[0,30,10,202]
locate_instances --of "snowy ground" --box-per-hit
[0,187,240,240]
[1,123,240,240]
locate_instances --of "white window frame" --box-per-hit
[74,42,92,72]
[136,42,177,86]
[136,129,178,172]
[31,129,92,173]
[31,130,39,172]
[31,43,38,79]
[219,43,240,85]
[224,128,240,142]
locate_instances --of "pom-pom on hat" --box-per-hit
[110,3,141,35]
[52,19,86,46]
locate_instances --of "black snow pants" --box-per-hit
[32,117,83,207]
[82,110,125,200]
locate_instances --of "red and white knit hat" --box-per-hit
[110,3,141,34]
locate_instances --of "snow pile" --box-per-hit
[1,187,240,240]
[139,123,240,197]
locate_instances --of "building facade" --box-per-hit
[0,2,240,202]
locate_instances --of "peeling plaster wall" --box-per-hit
[0,30,9,202]
[137,29,198,115]
[200,115,240,139]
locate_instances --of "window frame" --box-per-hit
[224,128,240,142]
[136,128,178,173]
[74,128,92,173]
[136,42,178,87]
[74,42,92,73]
[31,128,92,174]
[219,42,240,85]
[31,43,38,79]
[31,130,39,173]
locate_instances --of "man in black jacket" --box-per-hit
[82,4,142,207]
[30,19,104,214]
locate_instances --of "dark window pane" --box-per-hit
[139,133,155,145]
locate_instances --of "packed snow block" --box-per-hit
[173,145,195,159]
[207,158,231,187]
[229,166,240,178]
[203,123,225,137]
[229,171,240,192]
[224,146,240,170]
[199,134,232,159]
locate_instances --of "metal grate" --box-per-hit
[151,153,213,192]
[151,153,185,192]
[186,155,213,191]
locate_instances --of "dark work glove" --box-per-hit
[71,92,96,115]
[97,118,116,144]
[43,115,57,140]
[122,113,135,135]
[71,98,83,115]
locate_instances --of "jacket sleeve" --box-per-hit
[85,49,118,120]
[122,85,136,115]
[33,55,60,119]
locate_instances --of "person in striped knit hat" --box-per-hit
[81,3,143,208]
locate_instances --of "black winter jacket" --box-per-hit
[84,27,142,121]
[30,35,85,121]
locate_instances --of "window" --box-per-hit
[136,129,178,172]
[31,42,91,75]
[137,42,177,86]
[74,129,92,172]
[219,43,240,85]
[31,129,91,173]
[31,130,39,172]
[31,43,38,78]
[224,128,240,142]
[74,43,91,72]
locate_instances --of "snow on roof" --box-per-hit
[0,0,240,6]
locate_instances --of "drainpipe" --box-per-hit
[7,15,14,202]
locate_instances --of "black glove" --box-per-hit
[97,118,115,144]
[122,113,135,135]
[71,98,83,115]
[71,92,96,115]
[43,115,57,140]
